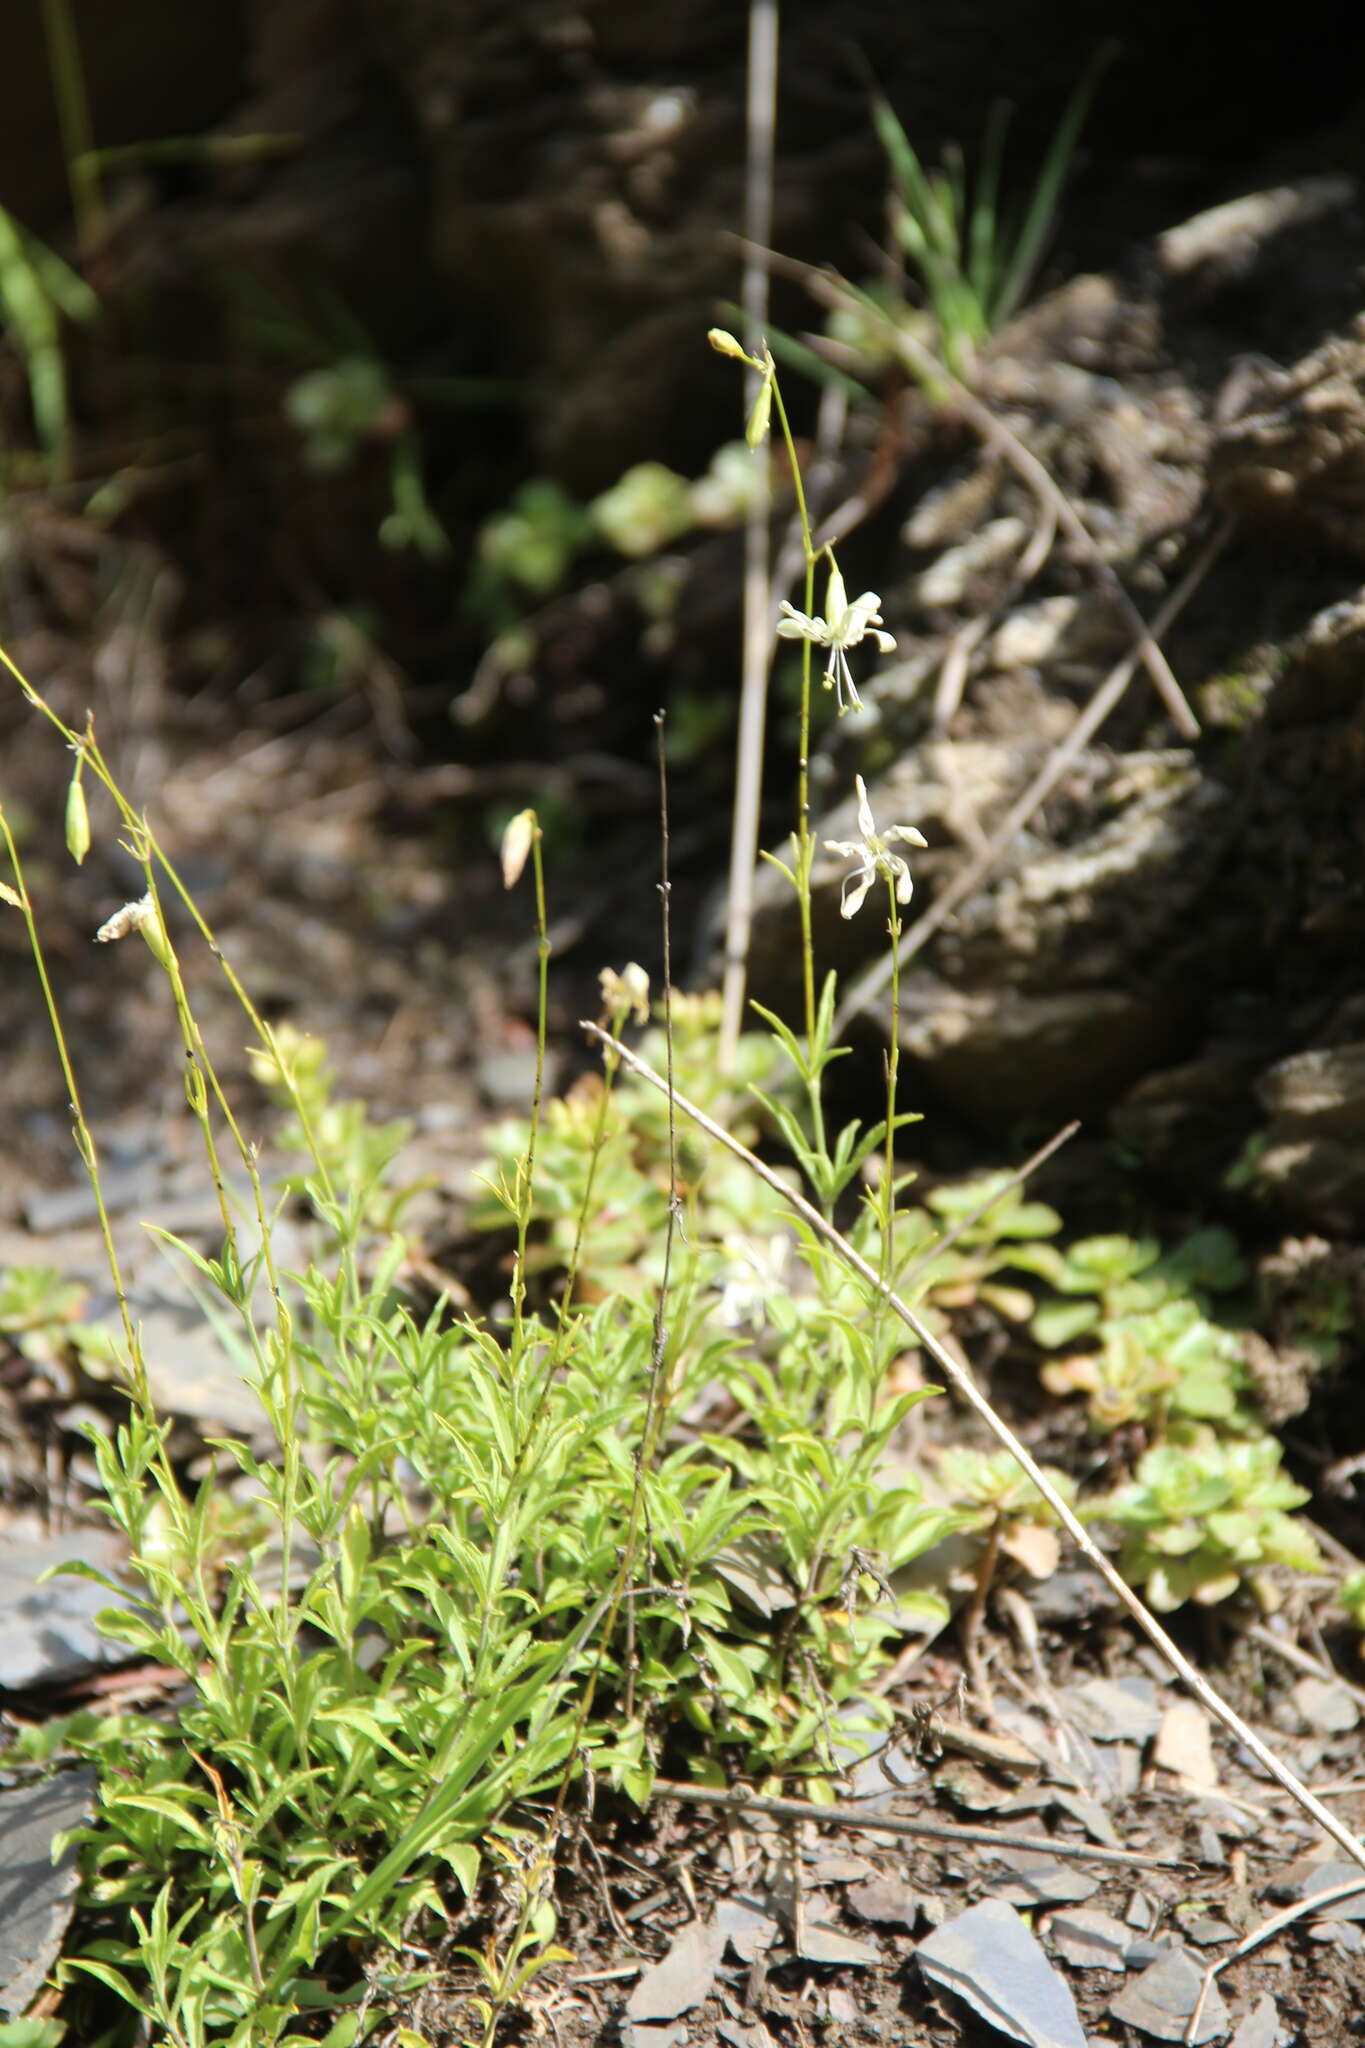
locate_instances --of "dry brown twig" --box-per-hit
[738,242,1200,740]
[1184,1874,1365,2044]
[1246,1621,1365,1714]
[652,1780,1175,1870]
[584,1022,1365,1876]
[896,1118,1079,1296]
[928,476,1057,733]
[927,346,1200,739]
[833,516,1232,1036]
[719,0,779,1071]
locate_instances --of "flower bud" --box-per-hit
[500,809,537,889]
[707,328,748,362]
[745,379,772,449]
[65,771,90,866]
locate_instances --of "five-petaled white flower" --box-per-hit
[824,775,927,920]
[775,563,896,713]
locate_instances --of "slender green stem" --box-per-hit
[769,376,818,1052]
[469,1004,626,1689]
[767,371,830,1169]
[509,822,550,1350]
[872,872,903,1380]
[0,820,147,1402]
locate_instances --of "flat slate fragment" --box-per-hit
[0,1529,138,1690]
[1047,1906,1134,1971]
[1266,1855,1365,1920]
[916,1898,1088,2048]
[626,1920,726,2022]
[795,1921,879,1966]
[1228,1995,1279,2048]
[988,1852,1099,1909]
[1061,1676,1163,1744]
[1109,1947,1230,2043]
[846,1874,925,1930]
[0,1769,97,2015]
[714,1895,778,1962]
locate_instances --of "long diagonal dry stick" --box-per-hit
[719,0,779,1071]
[750,247,1201,738]
[582,1022,1365,1874]
[918,334,1201,741]
[833,518,1231,1038]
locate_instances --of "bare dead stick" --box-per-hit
[584,1023,1365,1876]
[896,1119,1079,1296]
[925,346,1200,740]
[784,255,1200,740]
[1184,1874,1365,2044]
[833,518,1231,1037]
[652,1778,1177,1870]
[719,0,779,1072]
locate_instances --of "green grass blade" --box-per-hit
[993,43,1115,328]
[870,95,942,249]
[968,99,1011,309]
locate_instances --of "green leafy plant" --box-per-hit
[469,441,761,632]
[0,1261,133,1389]
[471,479,595,615]
[470,990,785,1299]
[906,1173,1062,1326]
[230,273,510,562]
[5,314,1340,2044]
[939,1445,1074,1552]
[0,204,98,481]
[1031,1228,1253,1433]
[0,485,948,2036]
[1096,1434,1321,1612]
[869,48,1110,379]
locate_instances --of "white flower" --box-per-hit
[95,892,156,943]
[824,776,927,919]
[599,961,651,1025]
[715,1232,793,1332]
[774,563,896,713]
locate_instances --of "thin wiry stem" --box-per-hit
[583,1021,1365,1874]
[765,372,828,1173]
[834,519,1231,1037]
[542,713,686,1870]
[897,1119,1079,1295]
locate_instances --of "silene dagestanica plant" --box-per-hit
[0,338,965,2042]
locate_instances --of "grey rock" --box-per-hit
[1210,320,1365,558]
[0,1770,98,2015]
[0,1529,139,1690]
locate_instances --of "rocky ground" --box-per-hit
[3,3,1365,2041]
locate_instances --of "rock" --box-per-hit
[1110,1947,1231,2042]
[990,597,1080,671]
[1157,179,1355,287]
[901,985,1182,1121]
[1250,1045,1365,1229]
[0,1772,98,2016]
[913,518,1030,608]
[1210,321,1365,558]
